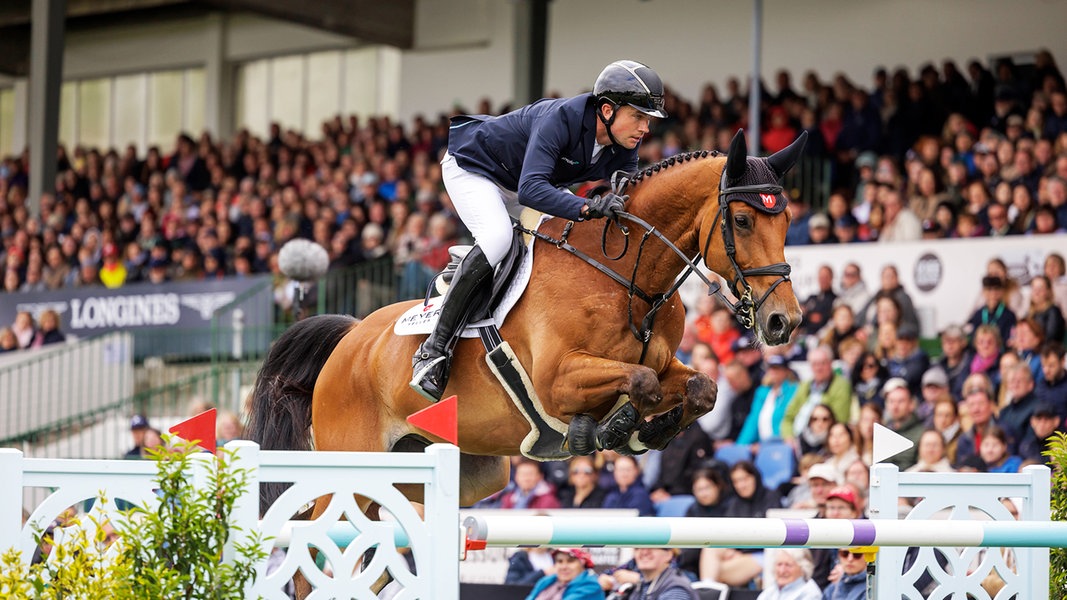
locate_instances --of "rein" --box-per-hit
[515,167,792,365]
[516,216,677,364]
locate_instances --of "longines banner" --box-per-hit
[0,276,274,357]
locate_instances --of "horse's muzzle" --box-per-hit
[761,309,801,346]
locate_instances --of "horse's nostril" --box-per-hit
[768,313,786,337]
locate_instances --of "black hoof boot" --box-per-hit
[596,403,639,451]
[566,414,598,456]
[638,405,684,450]
[614,444,648,457]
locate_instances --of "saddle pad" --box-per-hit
[393,214,549,337]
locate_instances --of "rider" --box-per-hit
[410,60,668,402]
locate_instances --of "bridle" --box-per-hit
[517,165,792,363]
[701,171,793,330]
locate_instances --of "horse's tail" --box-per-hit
[245,314,358,511]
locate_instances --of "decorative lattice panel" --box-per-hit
[870,464,1049,600]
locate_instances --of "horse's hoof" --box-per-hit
[595,402,639,451]
[638,405,684,450]
[565,414,597,456]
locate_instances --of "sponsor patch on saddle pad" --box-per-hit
[393,215,545,337]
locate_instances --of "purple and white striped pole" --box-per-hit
[463,516,1067,549]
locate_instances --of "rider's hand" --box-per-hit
[582,192,627,220]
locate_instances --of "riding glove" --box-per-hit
[583,192,627,220]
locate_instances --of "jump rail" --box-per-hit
[463,514,1067,549]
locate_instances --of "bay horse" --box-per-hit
[247,130,805,510]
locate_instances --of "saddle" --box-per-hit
[431,230,527,316]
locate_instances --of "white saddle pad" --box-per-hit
[393,215,548,337]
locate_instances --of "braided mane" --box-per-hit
[624,149,723,191]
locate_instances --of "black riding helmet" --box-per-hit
[593,60,668,119]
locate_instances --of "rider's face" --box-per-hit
[604,105,653,149]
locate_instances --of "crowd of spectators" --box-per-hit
[1,52,1065,303]
[5,51,1067,596]
[0,52,1064,323]
[485,246,1065,596]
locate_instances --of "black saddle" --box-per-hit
[431,226,528,321]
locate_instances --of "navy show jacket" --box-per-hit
[447,93,640,221]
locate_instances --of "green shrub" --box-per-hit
[1044,431,1067,598]
[1,438,267,599]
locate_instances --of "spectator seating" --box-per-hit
[713,443,752,467]
[691,580,730,600]
[654,494,695,517]
[754,441,796,491]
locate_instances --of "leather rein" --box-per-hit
[516,169,792,364]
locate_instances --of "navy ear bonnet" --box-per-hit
[722,157,789,215]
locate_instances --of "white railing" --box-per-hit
[1,441,461,600]
[2,442,1056,599]
[870,463,1050,599]
[0,331,133,444]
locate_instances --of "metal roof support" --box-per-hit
[28,0,66,219]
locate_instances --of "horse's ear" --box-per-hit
[766,130,809,178]
[725,129,748,182]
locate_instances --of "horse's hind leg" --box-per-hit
[639,359,716,450]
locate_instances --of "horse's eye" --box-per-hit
[734,214,751,229]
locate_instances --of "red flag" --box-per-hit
[169,408,217,454]
[406,395,458,445]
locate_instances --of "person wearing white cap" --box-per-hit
[807,213,834,245]
[918,366,953,422]
[792,461,840,513]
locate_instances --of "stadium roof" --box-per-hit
[0,0,414,75]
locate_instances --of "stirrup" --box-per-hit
[410,355,448,403]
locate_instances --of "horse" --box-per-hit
[246,130,805,513]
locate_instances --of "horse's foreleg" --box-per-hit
[548,354,664,452]
[639,359,717,450]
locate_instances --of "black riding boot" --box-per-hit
[410,247,494,402]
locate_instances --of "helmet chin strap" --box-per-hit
[597,101,623,147]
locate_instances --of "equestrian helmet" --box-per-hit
[593,60,667,118]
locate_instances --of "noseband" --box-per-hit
[700,173,793,330]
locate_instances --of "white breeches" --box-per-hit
[441,152,523,266]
